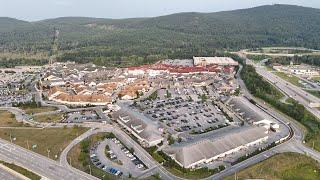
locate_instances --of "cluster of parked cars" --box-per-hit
[140,95,228,133]
[90,142,123,177]
[110,138,145,169]
[106,149,117,160]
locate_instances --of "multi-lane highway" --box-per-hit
[255,64,320,118]
[0,138,96,180]
[211,62,320,179]
[237,52,320,118]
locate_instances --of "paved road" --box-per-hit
[255,65,320,118]
[240,48,320,57]
[209,59,320,179]
[59,123,181,180]
[2,63,319,180]
[0,166,21,180]
[239,53,320,118]
[216,59,320,178]
[0,138,96,180]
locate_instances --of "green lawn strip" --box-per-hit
[0,160,41,180]
[274,71,304,87]
[306,90,320,98]
[224,153,320,180]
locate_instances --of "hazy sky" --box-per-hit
[1,0,320,21]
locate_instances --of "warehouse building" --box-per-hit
[193,57,239,66]
[163,127,268,168]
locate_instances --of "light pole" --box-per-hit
[9,132,12,143]
[69,157,72,166]
[26,140,30,150]
[47,149,50,158]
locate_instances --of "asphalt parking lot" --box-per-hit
[90,137,146,177]
[0,88,33,106]
[136,87,230,135]
[64,110,100,123]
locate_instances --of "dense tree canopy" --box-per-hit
[1,4,320,67]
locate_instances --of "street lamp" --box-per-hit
[69,157,72,166]
[47,149,51,158]
[88,165,92,175]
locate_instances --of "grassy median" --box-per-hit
[306,90,320,98]
[0,126,88,160]
[274,71,304,87]
[0,160,41,180]
[224,153,320,180]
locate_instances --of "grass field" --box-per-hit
[285,98,296,104]
[307,131,320,152]
[32,113,64,123]
[224,152,320,180]
[0,126,88,160]
[306,90,320,98]
[0,160,41,180]
[312,76,320,82]
[274,72,304,87]
[0,110,28,127]
[21,106,57,115]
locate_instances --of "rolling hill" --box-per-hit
[1,4,320,67]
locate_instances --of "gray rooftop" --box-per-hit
[164,126,268,168]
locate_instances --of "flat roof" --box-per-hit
[228,97,265,122]
[193,57,239,66]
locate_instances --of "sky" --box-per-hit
[1,0,320,21]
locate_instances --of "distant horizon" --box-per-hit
[1,0,320,21]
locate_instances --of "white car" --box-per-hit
[136,164,144,169]
[90,154,96,158]
[127,154,133,158]
[115,171,121,176]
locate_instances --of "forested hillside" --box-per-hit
[1,4,320,67]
